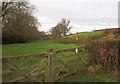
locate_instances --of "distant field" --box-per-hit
[2,40,78,57]
[67,30,103,38]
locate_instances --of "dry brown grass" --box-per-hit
[87,64,102,72]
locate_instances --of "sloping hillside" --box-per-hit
[67,30,103,38]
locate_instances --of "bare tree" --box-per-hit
[59,18,72,36]
[50,18,72,38]
[1,1,42,44]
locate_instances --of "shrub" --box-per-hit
[87,29,119,71]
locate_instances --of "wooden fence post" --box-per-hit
[46,49,54,82]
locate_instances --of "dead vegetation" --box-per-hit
[87,28,119,72]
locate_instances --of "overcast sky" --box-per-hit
[29,0,119,33]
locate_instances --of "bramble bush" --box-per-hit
[88,28,119,71]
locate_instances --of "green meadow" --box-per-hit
[67,30,103,38]
[2,40,78,57]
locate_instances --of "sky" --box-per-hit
[29,0,119,33]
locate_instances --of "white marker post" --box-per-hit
[75,48,78,54]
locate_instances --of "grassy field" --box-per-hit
[2,40,78,57]
[2,30,118,82]
[67,30,103,38]
[2,30,104,57]
[57,70,118,82]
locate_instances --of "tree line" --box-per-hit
[1,1,72,44]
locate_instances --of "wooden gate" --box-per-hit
[46,47,87,82]
[2,47,87,82]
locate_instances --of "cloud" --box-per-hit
[29,0,118,33]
